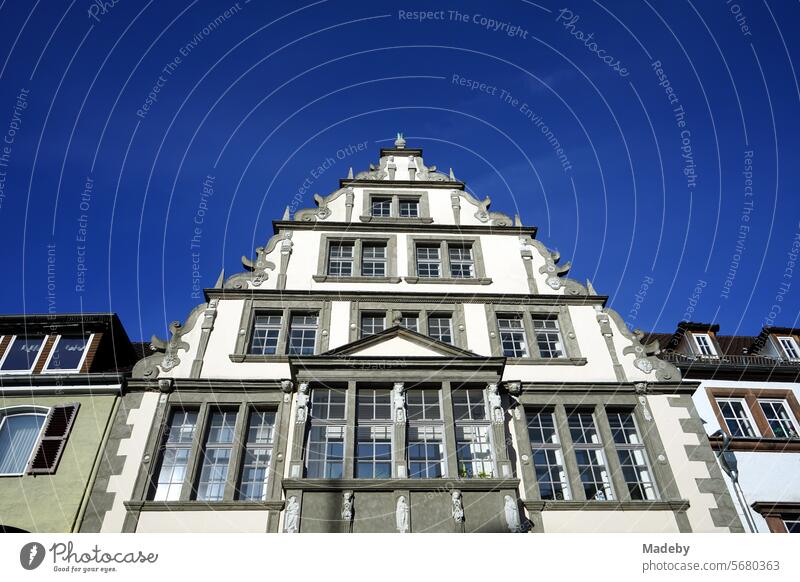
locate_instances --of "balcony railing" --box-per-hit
[659,352,800,367]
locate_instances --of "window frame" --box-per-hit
[348,302,467,348]
[692,332,718,357]
[0,335,50,375]
[355,388,394,479]
[305,387,348,479]
[406,236,491,284]
[486,305,582,363]
[360,191,431,222]
[41,334,95,374]
[237,300,332,360]
[716,397,759,438]
[248,313,284,356]
[0,406,50,477]
[359,312,387,338]
[194,408,239,502]
[237,409,278,501]
[452,388,495,478]
[526,409,571,501]
[314,234,399,283]
[406,389,447,479]
[607,410,659,501]
[708,387,800,443]
[567,410,615,501]
[777,336,800,361]
[286,313,320,356]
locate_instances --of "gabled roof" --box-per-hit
[322,326,481,358]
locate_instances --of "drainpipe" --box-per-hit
[712,430,757,532]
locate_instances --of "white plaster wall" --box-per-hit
[136,510,270,533]
[102,392,160,532]
[463,303,491,355]
[327,301,350,350]
[541,510,680,533]
[648,394,731,532]
[352,336,444,357]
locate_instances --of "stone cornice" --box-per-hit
[523,500,690,512]
[271,219,538,237]
[282,478,519,492]
[516,381,698,395]
[338,178,466,189]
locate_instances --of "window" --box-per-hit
[287,313,318,355]
[361,243,387,277]
[0,409,48,475]
[448,244,474,278]
[399,313,419,332]
[568,412,614,500]
[532,318,564,358]
[249,314,282,355]
[152,410,198,501]
[356,389,392,478]
[195,410,238,501]
[237,411,276,501]
[0,336,46,373]
[783,514,800,533]
[759,400,799,438]
[453,389,494,478]
[717,398,758,438]
[306,388,346,479]
[778,336,800,361]
[399,198,419,217]
[608,411,657,500]
[498,315,528,357]
[527,411,570,500]
[44,335,91,372]
[327,242,354,276]
[360,313,386,338]
[427,315,453,344]
[416,245,441,278]
[407,390,445,478]
[371,197,392,217]
[693,333,717,357]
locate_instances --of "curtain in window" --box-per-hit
[0,414,46,474]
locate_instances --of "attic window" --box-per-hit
[0,336,47,373]
[44,335,92,373]
[692,333,717,357]
[777,336,800,361]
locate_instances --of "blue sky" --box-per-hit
[0,0,798,341]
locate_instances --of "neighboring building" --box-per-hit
[0,313,140,533]
[651,322,800,533]
[84,136,741,533]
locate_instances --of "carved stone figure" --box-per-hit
[285,496,300,533]
[487,383,503,424]
[451,490,464,523]
[393,383,406,424]
[503,495,520,533]
[342,490,354,523]
[296,383,310,423]
[396,496,410,533]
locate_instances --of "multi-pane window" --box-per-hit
[759,400,799,438]
[328,242,354,276]
[568,412,614,500]
[407,390,445,478]
[527,411,570,500]
[453,389,494,478]
[498,315,528,357]
[0,336,46,372]
[532,318,564,358]
[428,315,453,344]
[45,336,90,371]
[778,336,800,361]
[371,197,392,217]
[415,245,441,278]
[306,388,346,479]
[399,198,419,217]
[238,411,276,501]
[361,243,387,277]
[152,410,198,501]
[356,389,392,478]
[360,313,386,338]
[608,412,657,500]
[783,514,800,533]
[0,410,47,475]
[448,244,475,278]
[195,410,238,501]
[718,398,758,437]
[287,313,318,355]
[693,333,717,357]
[399,314,419,332]
[249,313,282,355]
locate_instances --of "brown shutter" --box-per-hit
[27,403,80,475]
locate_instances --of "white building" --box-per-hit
[82,136,742,533]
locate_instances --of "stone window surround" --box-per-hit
[359,190,433,223]
[405,235,492,285]
[347,300,468,349]
[230,299,332,362]
[484,303,586,366]
[140,392,286,504]
[313,233,401,283]
[512,392,681,506]
[706,386,800,451]
[751,502,800,533]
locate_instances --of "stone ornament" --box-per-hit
[285,496,300,533]
[296,383,310,423]
[503,495,521,533]
[393,383,406,424]
[487,383,503,424]
[451,490,464,524]
[342,490,354,523]
[150,320,190,372]
[396,496,410,533]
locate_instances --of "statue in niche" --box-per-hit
[285,496,300,533]
[296,383,310,423]
[451,490,464,524]
[487,383,503,424]
[503,495,520,533]
[393,383,406,424]
[396,496,409,533]
[342,490,354,523]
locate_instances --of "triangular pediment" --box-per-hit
[322,326,480,358]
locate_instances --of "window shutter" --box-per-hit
[27,403,80,475]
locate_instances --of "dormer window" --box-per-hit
[0,336,47,373]
[777,336,800,361]
[692,333,717,357]
[44,335,92,373]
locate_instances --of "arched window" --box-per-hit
[0,407,49,476]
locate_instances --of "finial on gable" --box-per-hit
[394,132,406,149]
[214,268,225,288]
[347,166,353,179]
[282,206,291,220]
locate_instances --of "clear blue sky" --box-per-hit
[0,0,798,341]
